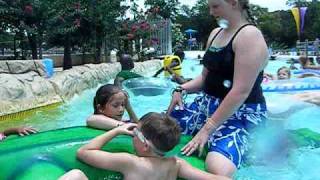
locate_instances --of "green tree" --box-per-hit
[144,0,180,20]
[176,0,215,49]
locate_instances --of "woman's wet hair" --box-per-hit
[93,84,122,114]
[139,112,181,152]
[227,0,256,25]
[120,54,134,70]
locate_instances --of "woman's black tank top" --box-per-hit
[202,24,265,104]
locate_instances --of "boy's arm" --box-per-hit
[77,124,137,173]
[153,67,164,77]
[86,115,124,130]
[114,77,125,88]
[176,158,231,180]
[3,127,37,136]
[169,59,180,68]
[165,66,187,84]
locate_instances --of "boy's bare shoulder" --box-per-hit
[127,156,179,180]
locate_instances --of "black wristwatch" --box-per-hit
[172,86,185,94]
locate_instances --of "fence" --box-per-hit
[149,18,172,55]
[296,39,319,57]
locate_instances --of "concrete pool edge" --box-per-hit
[0,60,162,118]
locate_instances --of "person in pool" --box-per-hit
[114,54,143,88]
[59,112,230,180]
[167,0,269,177]
[264,66,319,81]
[264,66,291,81]
[153,49,192,84]
[299,56,320,70]
[86,84,138,130]
[0,126,37,141]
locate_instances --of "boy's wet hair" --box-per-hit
[277,66,291,78]
[139,112,181,152]
[120,54,134,70]
[93,84,122,114]
[174,49,185,61]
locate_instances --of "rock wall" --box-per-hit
[0,60,162,116]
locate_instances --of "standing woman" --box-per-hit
[167,0,268,177]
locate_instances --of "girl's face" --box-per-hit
[277,69,290,80]
[99,92,126,120]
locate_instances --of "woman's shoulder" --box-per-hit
[233,25,266,48]
[237,25,263,39]
[209,27,222,37]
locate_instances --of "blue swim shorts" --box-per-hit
[170,93,267,168]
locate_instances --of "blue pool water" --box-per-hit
[1,56,319,179]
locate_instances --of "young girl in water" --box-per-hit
[86,84,138,130]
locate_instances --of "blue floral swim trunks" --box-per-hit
[170,93,267,168]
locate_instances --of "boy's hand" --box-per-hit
[115,123,137,136]
[15,127,38,136]
[0,133,6,141]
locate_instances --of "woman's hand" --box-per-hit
[115,123,137,136]
[181,128,210,157]
[167,91,184,115]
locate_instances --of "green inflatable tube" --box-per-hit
[0,126,206,180]
[0,127,318,180]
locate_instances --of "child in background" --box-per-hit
[277,66,291,80]
[299,56,320,70]
[86,84,138,130]
[0,127,37,141]
[153,49,192,84]
[114,54,143,87]
[61,112,230,180]
[264,66,291,81]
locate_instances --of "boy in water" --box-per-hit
[264,66,291,81]
[61,112,229,180]
[114,54,143,87]
[153,49,192,84]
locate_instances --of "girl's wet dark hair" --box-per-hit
[93,84,122,114]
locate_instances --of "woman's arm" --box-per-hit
[179,68,208,93]
[87,115,124,130]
